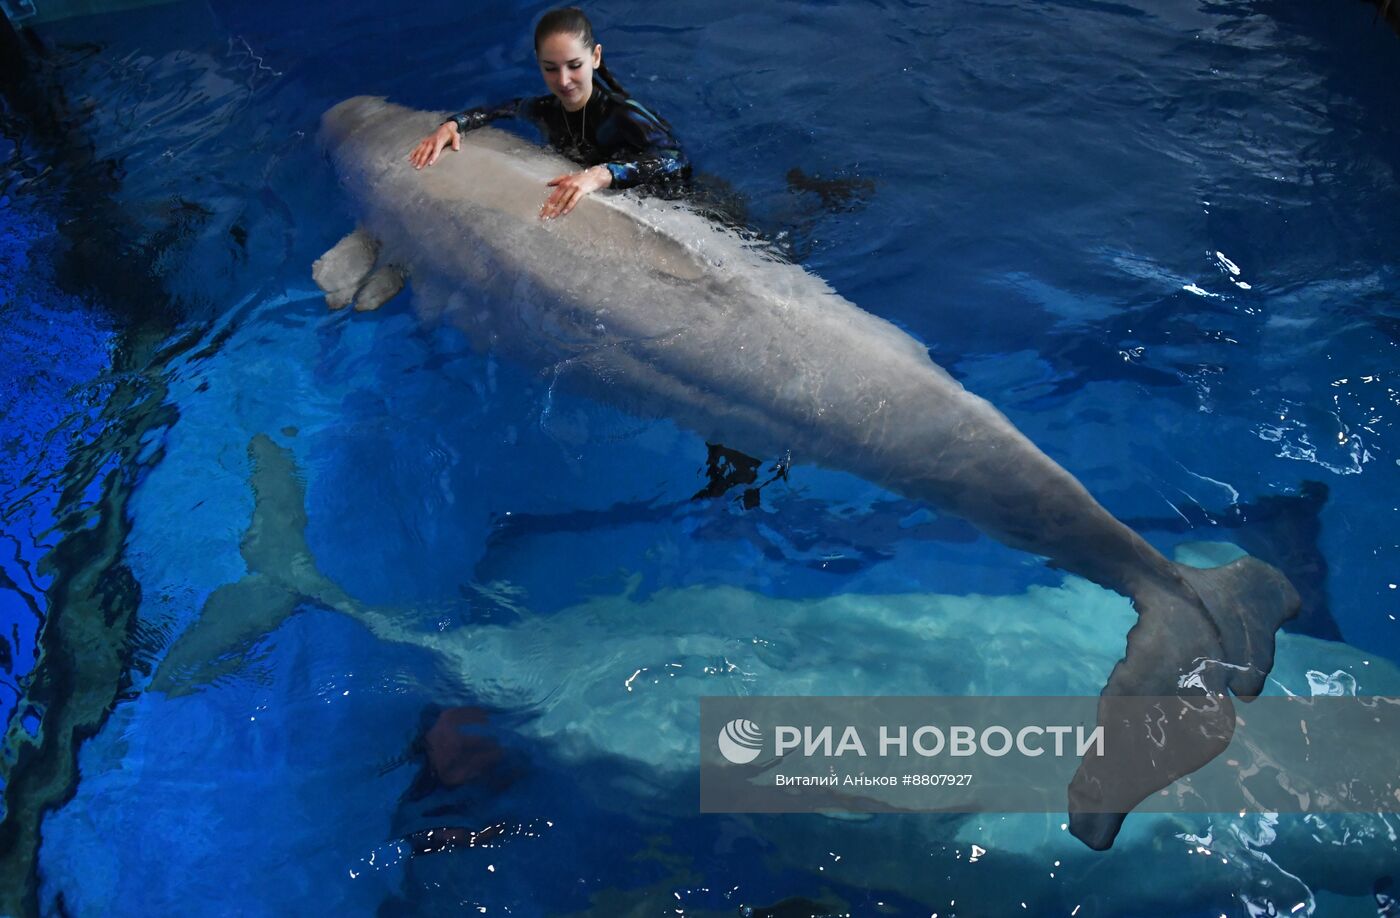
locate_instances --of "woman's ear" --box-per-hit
[592,42,603,68]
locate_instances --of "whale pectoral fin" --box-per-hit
[313,226,380,310]
[148,574,300,696]
[353,263,406,312]
[1068,558,1300,850]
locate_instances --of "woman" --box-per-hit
[408,7,689,220]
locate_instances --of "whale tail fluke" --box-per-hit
[1068,556,1300,850]
[149,435,344,695]
[1174,555,1301,700]
[148,574,300,695]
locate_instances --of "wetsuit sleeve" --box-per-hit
[445,96,549,134]
[601,100,690,190]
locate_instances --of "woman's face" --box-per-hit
[536,32,602,111]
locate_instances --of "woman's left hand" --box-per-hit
[540,166,612,220]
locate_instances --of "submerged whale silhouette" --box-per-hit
[151,433,1388,918]
[303,96,1301,848]
[99,424,1400,911]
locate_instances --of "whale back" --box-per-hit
[319,97,938,363]
[319,95,967,467]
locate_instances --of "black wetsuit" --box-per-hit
[447,80,689,191]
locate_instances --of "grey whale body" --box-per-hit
[316,95,1300,849]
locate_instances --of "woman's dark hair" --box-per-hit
[534,7,629,98]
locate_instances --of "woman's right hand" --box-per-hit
[409,122,460,169]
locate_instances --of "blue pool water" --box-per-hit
[3,0,1400,915]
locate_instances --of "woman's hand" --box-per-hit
[540,165,612,219]
[409,122,460,169]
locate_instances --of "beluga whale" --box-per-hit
[313,96,1301,850]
